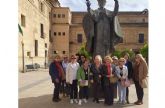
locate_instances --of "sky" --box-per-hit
[59,0,148,12]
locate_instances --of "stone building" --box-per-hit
[18,0,148,72]
[18,0,60,72]
[50,7,148,59]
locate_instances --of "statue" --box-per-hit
[83,0,123,58]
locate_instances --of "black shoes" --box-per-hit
[93,98,99,103]
[52,98,61,102]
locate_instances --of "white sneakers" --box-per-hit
[70,99,74,104]
[74,99,78,103]
[78,99,88,105]
[83,99,87,103]
[78,100,82,105]
[70,99,78,104]
[71,99,88,105]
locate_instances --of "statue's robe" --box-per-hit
[83,8,123,58]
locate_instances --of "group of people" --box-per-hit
[49,53,148,106]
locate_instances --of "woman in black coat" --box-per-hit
[101,55,114,105]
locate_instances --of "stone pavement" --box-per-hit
[19,69,148,108]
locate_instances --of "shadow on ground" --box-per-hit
[19,94,137,108]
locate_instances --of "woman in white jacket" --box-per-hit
[115,58,128,104]
[66,55,80,104]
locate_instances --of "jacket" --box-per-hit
[49,61,62,83]
[115,65,128,79]
[101,64,113,86]
[66,62,79,84]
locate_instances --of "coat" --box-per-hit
[66,62,79,84]
[49,61,62,83]
[115,65,128,79]
[101,64,113,86]
[138,60,148,83]
[77,66,92,86]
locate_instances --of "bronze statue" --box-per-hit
[83,0,123,58]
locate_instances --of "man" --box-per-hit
[49,55,65,102]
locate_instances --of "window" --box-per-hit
[77,34,83,43]
[54,32,56,36]
[58,32,61,36]
[27,51,31,57]
[21,14,26,27]
[62,14,65,18]
[45,50,47,57]
[35,40,38,56]
[142,18,145,22]
[53,14,56,18]
[40,2,44,12]
[40,23,44,38]
[138,33,144,43]
[45,43,47,48]
[49,30,52,42]
[63,32,65,36]
[58,14,61,18]
[54,51,57,54]
[62,51,66,54]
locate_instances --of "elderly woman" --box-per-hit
[101,56,114,105]
[49,55,65,102]
[133,54,148,105]
[115,58,128,104]
[90,55,103,103]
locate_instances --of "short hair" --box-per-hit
[104,55,113,63]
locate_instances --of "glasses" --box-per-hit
[119,61,124,62]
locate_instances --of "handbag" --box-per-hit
[80,80,88,86]
[120,79,130,87]
[140,78,148,88]
[124,79,131,87]
[110,75,118,84]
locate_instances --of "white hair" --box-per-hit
[95,55,102,64]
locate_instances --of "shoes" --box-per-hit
[83,99,87,103]
[74,99,78,103]
[122,100,126,105]
[126,99,130,104]
[52,98,61,102]
[70,99,74,104]
[134,100,143,105]
[78,100,82,105]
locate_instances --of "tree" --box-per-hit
[140,43,148,61]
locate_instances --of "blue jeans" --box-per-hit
[117,81,126,102]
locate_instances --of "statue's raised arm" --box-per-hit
[112,0,119,17]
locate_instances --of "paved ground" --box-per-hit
[19,69,148,108]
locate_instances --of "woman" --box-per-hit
[133,54,148,105]
[90,55,103,103]
[116,58,128,104]
[124,53,133,104]
[66,55,80,104]
[49,55,65,102]
[102,56,114,105]
[77,59,92,105]
[111,56,119,99]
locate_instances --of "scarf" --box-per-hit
[54,61,64,79]
[106,63,111,79]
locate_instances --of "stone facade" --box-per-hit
[19,1,148,72]
[18,0,60,72]
[51,8,148,59]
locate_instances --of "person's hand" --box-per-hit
[55,79,59,83]
[106,75,110,77]
[99,75,101,78]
